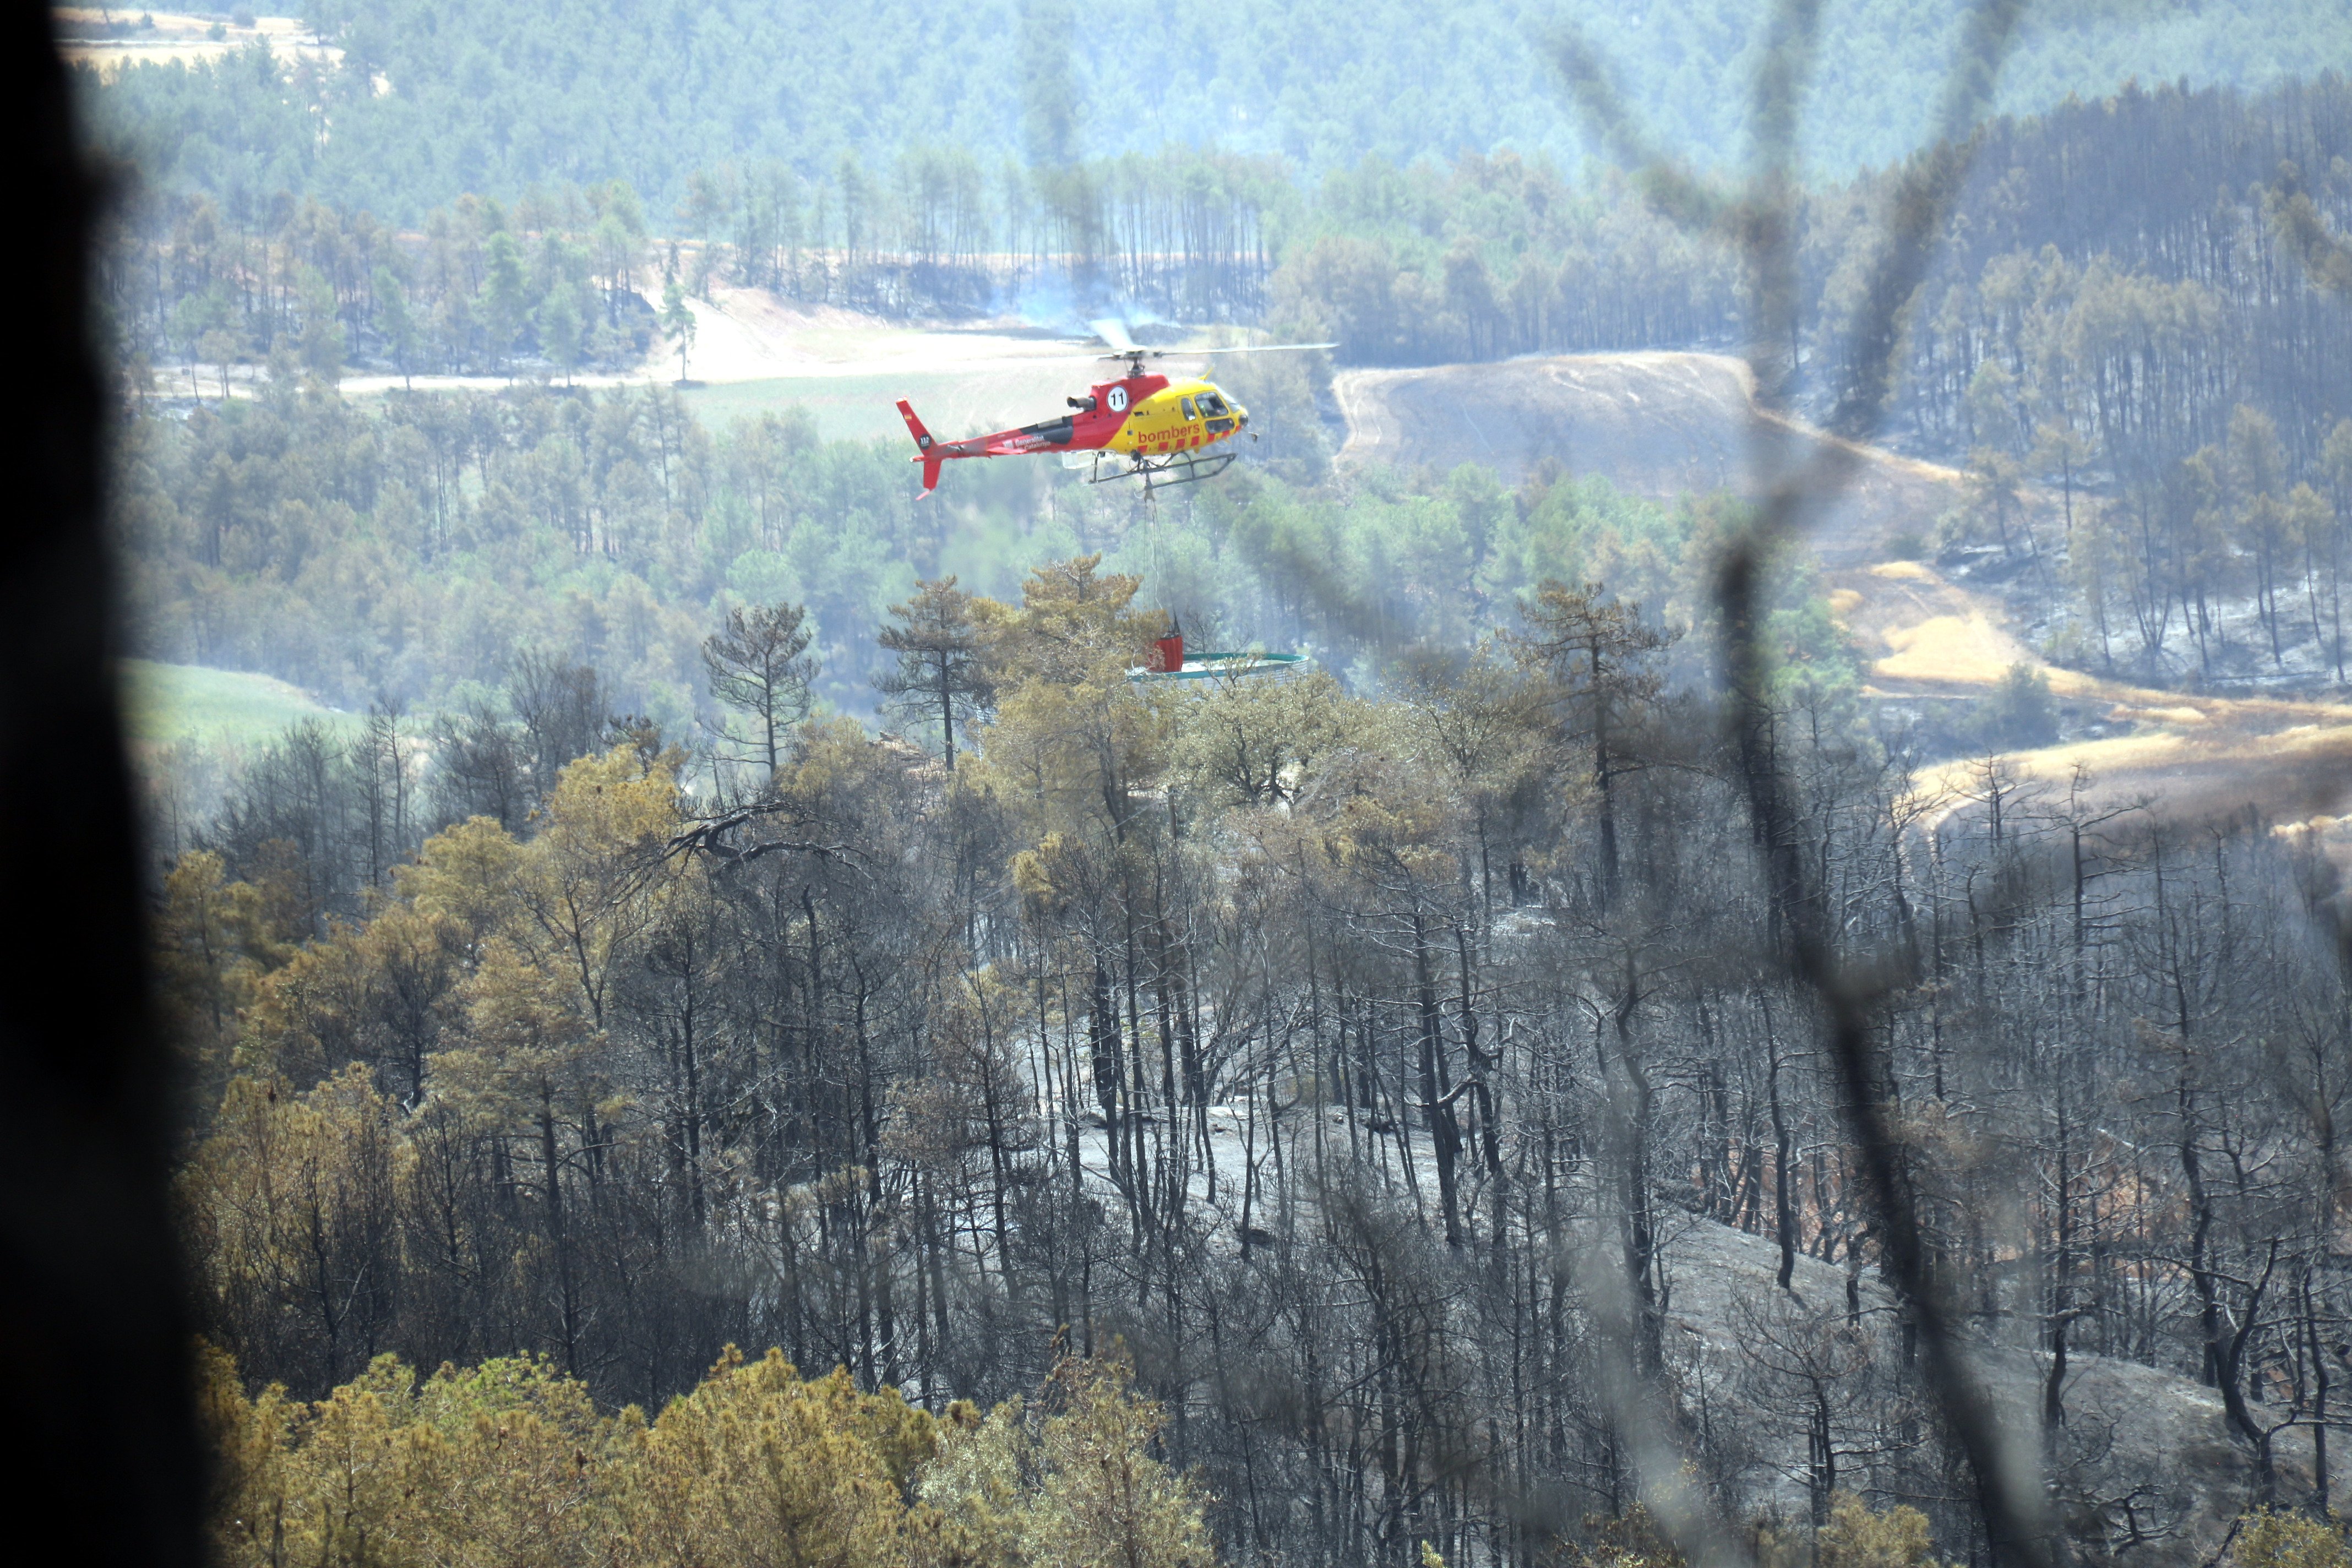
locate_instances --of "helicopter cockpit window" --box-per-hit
[1200,393,1227,416]
[1180,396,1198,420]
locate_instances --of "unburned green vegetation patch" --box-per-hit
[124,659,349,748]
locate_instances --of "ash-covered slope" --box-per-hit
[1159,1107,2305,1556]
[1656,1216,2304,1556]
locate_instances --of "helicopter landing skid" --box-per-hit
[1071,448,1237,494]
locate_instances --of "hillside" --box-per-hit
[67,3,2352,217]
[1158,1103,2288,1553]
[128,315,2352,1556]
[63,3,2352,1560]
[1333,352,1959,567]
[1335,347,2352,842]
[1651,1214,2298,1550]
[330,317,2352,848]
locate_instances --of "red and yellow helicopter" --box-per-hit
[896,320,1332,496]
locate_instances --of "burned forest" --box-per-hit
[53,2,2352,1566]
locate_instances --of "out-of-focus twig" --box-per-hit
[1544,4,1840,1565]
[1559,0,2052,1561]
[1719,0,2051,1560]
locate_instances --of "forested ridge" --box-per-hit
[70,0,2352,216]
[92,73,2352,399]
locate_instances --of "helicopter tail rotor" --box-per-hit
[896,399,945,494]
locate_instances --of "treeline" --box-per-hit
[104,179,666,388]
[1253,77,2352,687]
[1860,81,2352,684]
[1272,77,2352,472]
[167,553,2352,1560]
[687,148,1286,320]
[199,1342,1215,1568]
[69,0,2352,219]
[114,380,925,727]
[94,75,2352,491]
[86,136,1742,387]
[119,376,1855,748]
[1876,79,2352,680]
[94,145,1287,385]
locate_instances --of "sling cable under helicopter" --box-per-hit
[894,319,1333,496]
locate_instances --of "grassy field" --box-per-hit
[124,660,351,749]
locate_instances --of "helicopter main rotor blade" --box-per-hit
[1086,341,1341,363]
[1086,338,1345,362]
[1085,318,1332,359]
[861,339,1341,372]
[1173,341,1339,355]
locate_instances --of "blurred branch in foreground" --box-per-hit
[1553,2,2055,1563]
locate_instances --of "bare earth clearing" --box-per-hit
[57,9,344,80]
[1337,351,2352,846]
[342,287,1129,444]
[1335,352,1961,570]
